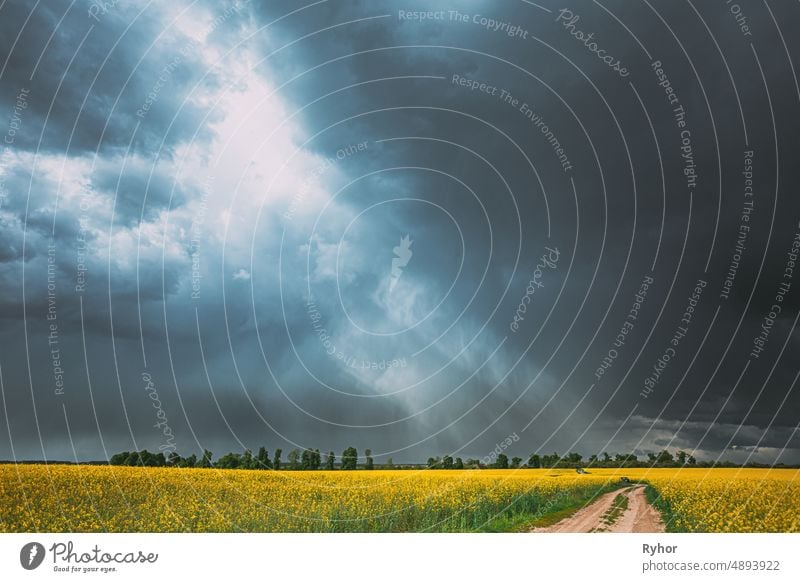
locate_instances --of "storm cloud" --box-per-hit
[1,0,799,465]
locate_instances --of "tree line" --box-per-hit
[425,450,697,469]
[108,447,710,470]
[109,446,370,470]
[473,449,699,470]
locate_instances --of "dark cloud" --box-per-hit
[0,0,224,155]
[1,0,799,464]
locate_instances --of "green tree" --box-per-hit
[288,449,300,470]
[495,453,509,469]
[242,449,254,469]
[386,457,394,468]
[256,447,271,469]
[200,449,213,468]
[676,450,688,465]
[273,448,282,470]
[215,452,242,469]
[454,457,464,469]
[182,454,197,468]
[132,450,163,467]
[656,450,674,465]
[542,453,560,467]
[365,449,374,470]
[442,455,454,470]
[110,452,129,465]
[527,454,541,468]
[341,447,358,470]
[325,451,335,470]
[511,456,522,469]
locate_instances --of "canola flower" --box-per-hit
[1,465,796,532]
[589,468,800,533]
[0,465,614,532]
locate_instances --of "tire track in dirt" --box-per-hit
[531,485,665,533]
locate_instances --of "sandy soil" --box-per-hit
[532,485,665,533]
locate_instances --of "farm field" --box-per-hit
[640,468,800,533]
[585,468,800,533]
[0,465,797,533]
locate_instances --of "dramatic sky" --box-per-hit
[1,0,799,464]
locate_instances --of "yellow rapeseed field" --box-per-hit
[0,465,616,532]
[590,468,800,533]
[1,465,797,532]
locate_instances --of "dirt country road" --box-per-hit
[532,485,665,533]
